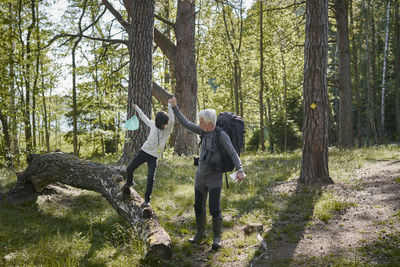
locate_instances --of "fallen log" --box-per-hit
[5,152,172,259]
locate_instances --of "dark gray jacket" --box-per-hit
[172,106,242,190]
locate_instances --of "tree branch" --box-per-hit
[152,82,173,104]
[48,33,128,48]
[155,14,175,28]
[154,28,177,63]
[102,0,129,31]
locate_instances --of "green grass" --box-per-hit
[313,191,356,223]
[1,145,400,266]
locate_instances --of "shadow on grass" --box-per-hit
[0,192,140,266]
[358,230,400,265]
[249,181,323,267]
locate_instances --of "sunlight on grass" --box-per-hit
[313,191,356,223]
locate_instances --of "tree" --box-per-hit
[364,0,379,146]
[395,0,400,141]
[335,0,354,148]
[300,0,333,184]
[259,0,265,151]
[380,0,391,140]
[154,0,198,156]
[101,0,155,163]
[350,0,363,147]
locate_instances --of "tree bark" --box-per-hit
[350,0,362,147]
[370,2,380,142]
[335,0,354,148]
[72,40,80,156]
[300,0,333,184]
[0,108,11,163]
[19,0,34,154]
[280,44,289,152]
[259,0,265,151]
[172,0,198,155]
[380,0,391,140]
[395,1,400,142]
[152,0,199,156]
[9,2,19,164]
[364,0,379,145]
[118,0,155,163]
[5,152,172,259]
[40,59,50,152]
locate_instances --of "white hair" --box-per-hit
[197,109,216,125]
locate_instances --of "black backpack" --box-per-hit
[216,112,245,173]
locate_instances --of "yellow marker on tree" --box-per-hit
[310,103,317,109]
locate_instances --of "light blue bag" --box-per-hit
[124,115,139,131]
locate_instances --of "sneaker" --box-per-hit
[142,200,150,207]
[121,184,131,199]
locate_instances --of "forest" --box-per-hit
[1,0,400,266]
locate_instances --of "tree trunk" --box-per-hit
[259,0,265,151]
[9,2,19,164]
[72,41,80,156]
[364,0,379,145]
[335,0,354,148]
[5,152,172,259]
[350,0,362,147]
[370,2,380,142]
[280,45,288,152]
[381,0,391,140]
[0,108,11,163]
[32,0,40,150]
[395,1,400,142]
[172,0,198,156]
[266,97,274,153]
[20,0,34,154]
[41,60,50,152]
[120,0,155,163]
[300,0,333,184]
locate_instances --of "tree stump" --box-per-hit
[5,152,172,259]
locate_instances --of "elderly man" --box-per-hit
[168,97,245,249]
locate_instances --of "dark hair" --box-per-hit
[155,111,169,129]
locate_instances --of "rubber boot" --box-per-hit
[189,212,206,243]
[212,216,223,249]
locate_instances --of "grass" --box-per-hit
[313,191,356,223]
[1,145,400,266]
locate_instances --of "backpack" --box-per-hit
[215,111,245,174]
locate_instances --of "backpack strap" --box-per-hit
[216,127,230,189]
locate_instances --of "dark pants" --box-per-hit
[194,187,222,218]
[126,149,157,202]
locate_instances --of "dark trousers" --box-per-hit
[194,187,222,218]
[126,149,157,202]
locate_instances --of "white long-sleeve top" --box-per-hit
[134,103,175,158]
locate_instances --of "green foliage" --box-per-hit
[270,115,302,152]
[246,129,264,151]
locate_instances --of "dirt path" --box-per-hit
[252,160,400,266]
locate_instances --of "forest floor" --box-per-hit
[250,160,400,266]
[2,149,400,266]
[199,160,400,267]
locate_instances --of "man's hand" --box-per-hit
[236,170,245,182]
[168,97,177,107]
